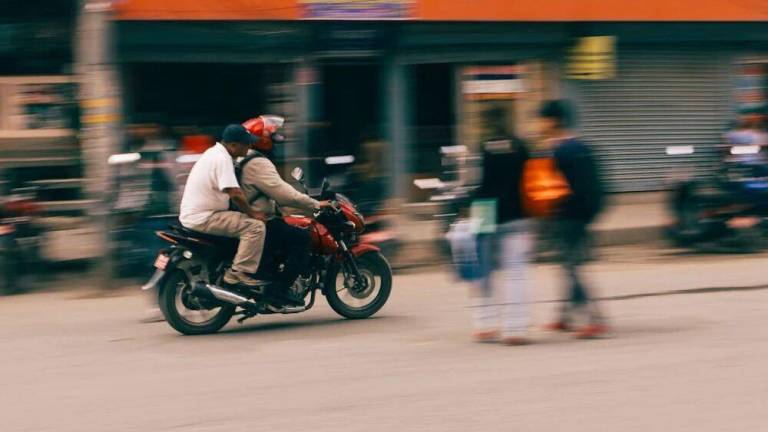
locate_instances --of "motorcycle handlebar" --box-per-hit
[314,200,341,218]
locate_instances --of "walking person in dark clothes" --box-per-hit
[471,106,533,345]
[539,100,608,338]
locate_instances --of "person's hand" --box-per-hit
[318,200,335,210]
[248,210,267,221]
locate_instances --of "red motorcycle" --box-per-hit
[142,168,392,335]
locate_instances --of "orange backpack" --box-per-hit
[521,158,571,217]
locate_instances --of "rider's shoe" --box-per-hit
[223,269,269,288]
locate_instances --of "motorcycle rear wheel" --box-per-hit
[159,270,234,335]
[325,251,392,319]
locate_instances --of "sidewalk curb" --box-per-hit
[600,283,768,301]
[595,225,664,247]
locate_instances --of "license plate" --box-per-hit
[154,254,169,270]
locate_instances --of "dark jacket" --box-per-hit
[474,136,530,224]
[554,137,604,222]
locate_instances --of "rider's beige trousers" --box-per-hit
[188,211,266,274]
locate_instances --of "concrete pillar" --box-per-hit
[383,57,412,200]
[76,0,123,286]
[292,60,318,180]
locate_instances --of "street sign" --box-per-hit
[301,0,412,20]
[461,66,525,100]
[566,36,616,80]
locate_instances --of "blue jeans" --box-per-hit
[555,219,604,323]
[474,219,532,336]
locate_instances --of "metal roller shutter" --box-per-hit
[577,51,733,192]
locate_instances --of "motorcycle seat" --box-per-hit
[171,225,235,244]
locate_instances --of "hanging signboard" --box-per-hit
[300,0,412,20]
[461,66,525,100]
[735,61,767,113]
[565,36,616,80]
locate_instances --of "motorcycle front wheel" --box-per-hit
[325,251,392,319]
[159,270,234,335]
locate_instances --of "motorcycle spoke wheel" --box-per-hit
[335,268,380,310]
[174,280,222,326]
[159,270,234,335]
[325,252,392,319]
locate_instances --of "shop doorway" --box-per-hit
[413,63,456,180]
[124,63,284,138]
[309,62,384,193]
[317,63,382,158]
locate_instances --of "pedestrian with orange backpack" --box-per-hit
[537,100,608,338]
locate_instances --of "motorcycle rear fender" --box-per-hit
[141,248,186,292]
[350,243,380,257]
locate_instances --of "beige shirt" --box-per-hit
[240,156,319,219]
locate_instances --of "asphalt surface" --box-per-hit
[2,248,767,432]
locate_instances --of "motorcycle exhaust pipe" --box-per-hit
[192,282,251,306]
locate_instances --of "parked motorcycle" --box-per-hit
[142,168,392,335]
[322,155,400,259]
[667,144,768,251]
[0,186,44,295]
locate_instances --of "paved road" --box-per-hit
[1,249,767,432]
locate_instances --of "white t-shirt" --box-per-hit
[179,143,239,227]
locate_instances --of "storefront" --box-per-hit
[115,20,563,199]
[558,24,768,192]
[114,0,768,197]
[0,1,83,212]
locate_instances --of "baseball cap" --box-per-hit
[221,124,257,145]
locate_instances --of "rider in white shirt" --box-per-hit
[179,124,267,288]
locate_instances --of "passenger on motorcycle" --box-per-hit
[240,116,333,305]
[178,124,268,289]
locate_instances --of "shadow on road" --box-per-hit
[210,314,410,338]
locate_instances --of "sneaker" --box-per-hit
[223,269,269,288]
[472,329,500,343]
[543,321,571,332]
[500,335,532,346]
[574,323,609,339]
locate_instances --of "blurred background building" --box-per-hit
[1,0,767,272]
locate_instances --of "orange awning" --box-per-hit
[115,0,300,20]
[115,0,768,21]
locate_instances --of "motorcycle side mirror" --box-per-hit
[321,178,330,195]
[291,167,305,183]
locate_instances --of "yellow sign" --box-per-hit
[81,98,117,109]
[566,36,616,80]
[82,113,120,124]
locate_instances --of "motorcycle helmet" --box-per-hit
[242,115,285,153]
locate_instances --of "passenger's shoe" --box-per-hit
[223,269,269,288]
[543,321,572,332]
[472,329,500,343]
[573,323,609,339]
